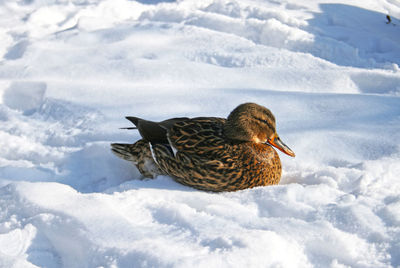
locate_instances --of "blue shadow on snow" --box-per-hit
[307,4,400,67]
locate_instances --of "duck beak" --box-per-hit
[268,135,295,157]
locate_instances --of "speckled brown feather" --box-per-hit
[152,118,281,191]
[111,103,294,192]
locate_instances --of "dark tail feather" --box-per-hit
[119,127,137,130]
[125,117,169,143]
[124,116,189,143]
[111,143,140,163]
[126,116,140,126]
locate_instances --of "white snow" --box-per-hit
[0,0,400,267]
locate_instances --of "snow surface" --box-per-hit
[1,0,400,267]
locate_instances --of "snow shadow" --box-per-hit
[307,4,400,67]
[54,143,195,194]
[4,40,29,60]
[349,71,400,95]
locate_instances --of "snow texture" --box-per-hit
[0,0,400,267]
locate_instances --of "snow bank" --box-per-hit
[0,0,400,267]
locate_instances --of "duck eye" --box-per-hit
[256,118,268,124]
[255,117,275,132]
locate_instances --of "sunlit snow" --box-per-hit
[0,0,400,267]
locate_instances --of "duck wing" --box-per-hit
[151,117,249,191]
[166,117,228,157]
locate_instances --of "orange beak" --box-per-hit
[268,134,295,157]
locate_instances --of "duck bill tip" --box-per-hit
[284,149,296,157]
[269,136,295,157]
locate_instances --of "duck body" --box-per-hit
[111,103,294,192]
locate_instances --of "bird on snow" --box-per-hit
[111,102,295,192]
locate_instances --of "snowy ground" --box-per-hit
[1,0,400,267]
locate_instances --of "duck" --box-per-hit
[111,103,295,192]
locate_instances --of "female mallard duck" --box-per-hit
[111,103,295,192]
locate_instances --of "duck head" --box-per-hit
[224,103,295,157]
